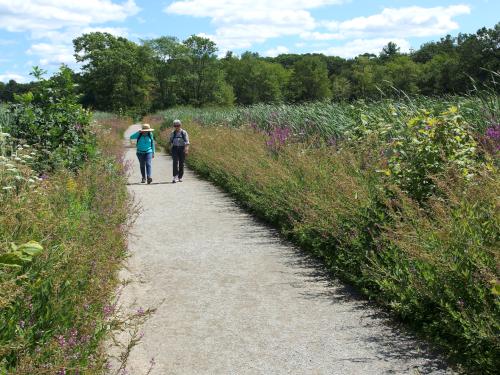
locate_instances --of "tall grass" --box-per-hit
[0,115,133,374]
[157,95,494,140]
[157,97,499,373]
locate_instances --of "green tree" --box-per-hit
[350,56,381,98]
[143,36,190,109]
[288,56,331,102]
[74,32,155,115]
[331,76,352,101]
[180,35,233,106]
[383,56,421,94]
[379,41,400,61]
[223,52,289,104]
[419,53,461,95]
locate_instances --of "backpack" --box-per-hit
[137,132,152,143]
[171,130,187,144]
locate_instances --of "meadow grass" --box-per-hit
[157,95,496,140]
[0,115,133,374]
[157,98,499,374]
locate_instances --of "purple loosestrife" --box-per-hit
[485,124,500,151]
[327,136,338,148]
[266,127,291,152]
[57,335,66,348]
[103,304,115,318]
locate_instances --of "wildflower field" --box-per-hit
[0,69,133,374]
[157,93,500,374]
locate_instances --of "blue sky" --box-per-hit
[0,0,498,82]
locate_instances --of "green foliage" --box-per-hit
[287,56,331,102]
[0,241,43,269]
[157,93,499,373]
[223,52,290,104]
[0,118,130,373]
[6,66,94,172]
[387,106,478,201]
[60,23,500,113]
[74,32,155,116]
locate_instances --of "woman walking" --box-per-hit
[169,119,190,183]
[130,123,155,184]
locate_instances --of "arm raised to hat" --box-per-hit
[184,130,190,155]
[130,131,140,140]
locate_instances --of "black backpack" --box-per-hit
[171,130,187,144]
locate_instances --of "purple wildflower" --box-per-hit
[103,304,114,318]
[266,127,291,152]
[327,136,338,148]
[67,328,78,347]
[57,335,66,348]
[485,124,500,139]
[80,334,91,344]
[480,124,500,153]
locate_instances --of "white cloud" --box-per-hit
[320,5,471,39]
[25,27,129,68]
[0,0,140,32]
[33,27,129,43]
[0,1,138,70]
[318,38,411,58]
[264,45,289,57]
[300,31,343,41]
[0,73,29,83]
[165,2,470,55]
[165,0,345,50]
[27,43,76,66]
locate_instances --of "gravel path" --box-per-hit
[114,124,453,375]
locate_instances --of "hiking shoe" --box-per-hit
[172,177,177,183]
[141,178,146,183]
[147,177,152,184]
[178,178,183,182]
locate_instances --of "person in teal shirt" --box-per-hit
[130,123,155,184]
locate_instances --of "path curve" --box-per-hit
[115,124,452,374]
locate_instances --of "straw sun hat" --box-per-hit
[141,123,154,132]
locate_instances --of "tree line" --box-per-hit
[1,23,498,115]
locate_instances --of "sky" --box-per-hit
[0,0,498,83]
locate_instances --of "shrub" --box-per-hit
[386,106,478,201]
[5,67,94,172]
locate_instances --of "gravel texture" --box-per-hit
[112,125,454,375]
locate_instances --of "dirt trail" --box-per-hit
[114,124,452,374]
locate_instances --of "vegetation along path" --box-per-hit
[117,124,452,374]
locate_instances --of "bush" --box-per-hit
[5,66,94,172]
